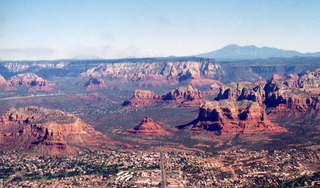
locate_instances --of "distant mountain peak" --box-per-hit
[197,44,319,60]
[224,44,239,47]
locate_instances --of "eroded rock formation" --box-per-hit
[181,100,285,135]
[123,86,204,107]
[4,62,66,73]
[182,69,320,134]
[163,85,202,101]
[215,82,265,104]
[84,77,106,89]
[7,73,53,91]
[123,90,162,107]
[162,85,204,106]
[0,106,110,155]
[81,58,223,85]
[264,79,320,113]
[129,117,169,136]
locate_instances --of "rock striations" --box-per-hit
[123,86,204,107]
[84,77,106,89]
[162,85,204,106]
[215,82,265,104]
[123,90,162,107]
[81,58,223,85]
[129,117,169,136]
[162,85,202,101]
[262,70,320,113]
[179,84,283,135]
[0,106,110,155]
[180,69,320,135]
[187,100,285,135]
[7,73,53,91]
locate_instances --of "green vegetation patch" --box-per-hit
[11,162,120,182]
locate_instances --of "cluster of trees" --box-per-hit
[11,162,120,182]
[280,172,320,187]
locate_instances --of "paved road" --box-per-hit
[0,93,66,101]
[160,151,167,188]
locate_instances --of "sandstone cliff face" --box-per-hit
[264,79,320,112]
[213,70,320,114]
[81,58,223,84]
[215,82,265,104]
[162,85,204,106]
[8,73,53,91]
[123,90,162,107]
[294,70,320,90]
[84,77,106,89]
[123,86,204,108]
[162,85,202,101]
[262,70,320,113]
[0,106,108,155]
[269,70,320,90]
[186,100,285,135]
[4,62,66,72]
[129,117,169,136]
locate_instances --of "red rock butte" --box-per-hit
[129,117,170,136]
[123,85,204,108]
[6,73,53,91]
[190,100,286,135]
[0,106,113,155]
[84,77,106,89]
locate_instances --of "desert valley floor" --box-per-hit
[0,57,319,187]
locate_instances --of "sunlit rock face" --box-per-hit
[81,58,223,84]
[84,77,106,89]
[0,106,110,155]
[122,90,162,107]
[215,82,265,104]
[7,73,53,91]
[123,86,204,108]
[188,100,286,135]
[129,117,169,136]
[263,71,320,112]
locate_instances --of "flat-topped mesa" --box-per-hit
[129,117,169,136]
[215,82,265,104]
[4,62,67,73]
[84,77,106,89]
[7,73,53,91]
[122,90,161,107]
[81,58,223,84]
[0,106,109,155]
[188,100,286,135]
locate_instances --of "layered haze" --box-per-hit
[0,0,320,60]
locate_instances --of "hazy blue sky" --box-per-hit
[0,0,319,60]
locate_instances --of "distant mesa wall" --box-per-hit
[81,58,224,84]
